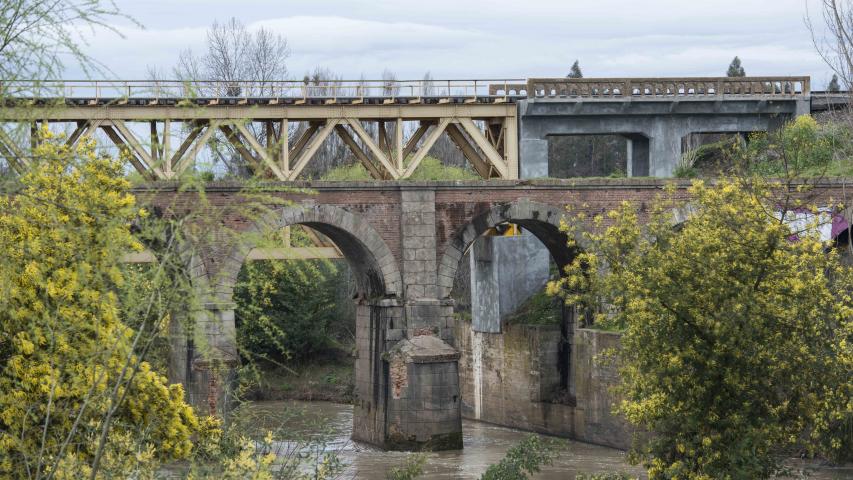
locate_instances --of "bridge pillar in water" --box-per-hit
[356,189,463,450]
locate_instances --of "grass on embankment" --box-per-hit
[245,359,355,403]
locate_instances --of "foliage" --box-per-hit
[234,224,355,367]
[186,411,346,480]
[504,289,561,326]
[726,56,745,77]
[235,257,342,363]
[575,474,636,480]
[739,115,851,177]
[828,74,841,92]
[386,453,427,480]
[550,178,853,478]
[0,135,200,478]
[321,156,479,181]
[480,435,560,480]
[568,60,584,79]
[0,0,131,82]
[320,162,373,181]
[406,156,479,180]
[674,148,699,178]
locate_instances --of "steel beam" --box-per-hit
[0,103,518,121]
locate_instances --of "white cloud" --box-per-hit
[64,0,836,87]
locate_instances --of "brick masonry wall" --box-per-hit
[132,178,849,447]
[134,178,853,297]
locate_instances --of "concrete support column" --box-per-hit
[470,233,550,333]
[623,134,650,177]
[519,138,549,178]
[795,98,811,117]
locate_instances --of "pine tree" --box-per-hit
[828,74,841,92]
[727,56,746,77]
[567,60,583,78]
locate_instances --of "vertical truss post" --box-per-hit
[395,117,403,171]
[30,122,39,150]
[163,119,172,178]
[280,119,289,176]
[504,115,519,179]
[378,120,388,157]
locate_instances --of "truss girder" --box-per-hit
[1,104,519,180]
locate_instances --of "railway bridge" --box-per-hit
[0,76,817,181]
[0,75,842,450]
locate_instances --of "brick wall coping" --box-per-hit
[130,177,853,194]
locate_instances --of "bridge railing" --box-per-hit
[528,76,811,99]
[0,78,528,102]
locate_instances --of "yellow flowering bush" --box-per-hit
[552,178,853,479]
[0,134,200,478]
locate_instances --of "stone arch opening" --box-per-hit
[219,204,402,300]
[438,200,586,419]
[437,199,583,299]
[210,203,403,446]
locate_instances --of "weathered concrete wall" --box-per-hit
[518,98,804,178]
[470,232,550,333]
[572,329,632,449]
[455,317,631,449]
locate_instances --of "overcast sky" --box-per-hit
[72,0,838,87]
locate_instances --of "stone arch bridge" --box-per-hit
[135,178,848,450]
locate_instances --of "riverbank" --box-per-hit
[244,360,355,403]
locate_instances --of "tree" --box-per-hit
[809,1,853,92]
[0,0,131,175]
[551,179,852,478]
[0,0,132,83]
[726,56,745,77]
[568,60,583,79]
[0,134,200,478]
[235,257,342,363]
[829,73,842,92]
[171,17,290,177]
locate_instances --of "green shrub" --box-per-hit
[743,115,851,177]
[480,435,560,479]
[406,156,479,180]
[320,162,372,181]
[505,289,561,326]
[575,474,636,480]
[386,453,427,480]
[235,258,345,363]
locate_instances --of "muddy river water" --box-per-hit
[243,400,851,479]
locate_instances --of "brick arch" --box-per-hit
[436,199,585,299]
[217,203,402,299]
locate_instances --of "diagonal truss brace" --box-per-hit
[0,127,29,173]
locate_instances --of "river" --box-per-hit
[242,400,852,479]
